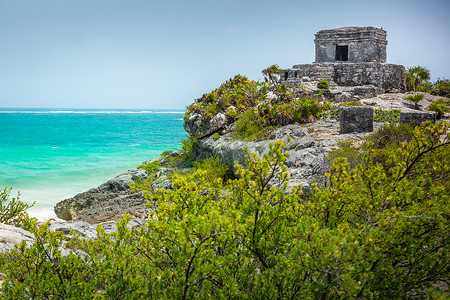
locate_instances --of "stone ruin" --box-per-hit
[280,27,406,95]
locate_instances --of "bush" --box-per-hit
[404,93,425,109]
[317,79,329,89]
[326,139,362,171]
[1,123,449,298]
[185,75,267,119]
[279,98,328,123]
[0,188,34,227]
[430,78,450,98]
[373,108,400,123]
[178,136,196,164]
[429,98,449,119]
[192,156,229,187]
[233,108,274,141]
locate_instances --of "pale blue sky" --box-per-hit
[0,0,449,109]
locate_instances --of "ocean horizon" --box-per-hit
[0,107,187,221]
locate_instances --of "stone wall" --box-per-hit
[281,62,405,93]
[339,106,374,134]
[315,27,387,63]
[400,111,436,125]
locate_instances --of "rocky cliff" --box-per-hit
[53,75,446,224]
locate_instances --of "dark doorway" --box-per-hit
[335,45,348,61]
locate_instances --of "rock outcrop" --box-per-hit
[54,169,149,224]
[184,112,232,139]
[0,223,35,252]
[193,120,381,192]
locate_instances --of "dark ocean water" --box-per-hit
[0,108,187,219]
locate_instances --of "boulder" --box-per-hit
[54,169,149,224]
[400,111,436,125]
[339,106,374,134]
[0,223,35,252]
[184,112,231,139]
[193,120,378,192]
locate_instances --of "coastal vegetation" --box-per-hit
[404,93,425,109]
[1,64,450,298]
[1,121,449,298]
[0,188,33,228]
[406,66,450,98]
[184,75,267,120]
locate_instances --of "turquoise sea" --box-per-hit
[0,108,187,220]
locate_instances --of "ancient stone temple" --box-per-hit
[281,27,406,93]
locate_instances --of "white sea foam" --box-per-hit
[0,110,185,114]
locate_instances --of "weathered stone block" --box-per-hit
[400,111,436,125]
[339,106,374,134]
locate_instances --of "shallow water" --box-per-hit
[0,108,187,220]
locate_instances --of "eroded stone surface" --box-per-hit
[54,169,149,223]
[339,106,374,134]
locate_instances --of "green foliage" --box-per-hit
[429,98,450,119]
[178,136,196,166]
[192,156,229,187]
[406,66,431,92]
[373,108,400,123]
[317,79,330,89]
[0,188,34,227]
[2,124,449,298]
[185,75,267,120]
[326,139,363,171]
[279,97,328,123]
[404,93,425,109]
[137,159,160,174]
[430,78,450,98]
[233,108,275,141]
[211,132,220,140]
[322,104,340,120]
[340,101,361,106]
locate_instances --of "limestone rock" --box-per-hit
[400,111,436,125]
[193,120,379,192]
[47,221,98,239]
[0,223,35,252]
[54,169,149,224]
[184,112,231,139]
[340,106,374,134]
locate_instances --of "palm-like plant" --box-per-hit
[262,64,282,89]
[406,66,430,92]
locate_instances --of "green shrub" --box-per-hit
[317,79,329,89]
[193,156,229,187]
[233,108,274,141]
[0,188,34,227]
[326,139,362,171]
[211,132,220,140]
[279,98,327,123]
[1,123,449,298]
[322,104,340,120]
[373,108,400,123]
[404,93,425,109]
[429,98,449,119]
[178,136,196,163]
[186,75,267,120]
[3,124,449,298]
[430,78,450,98]
[340,101,361,106]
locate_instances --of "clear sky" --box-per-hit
[0,0,449,109]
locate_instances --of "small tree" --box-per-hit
[0,188,34,227]
[404,93,424,109]
[406,66,430,92]
[262,64,282,90]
